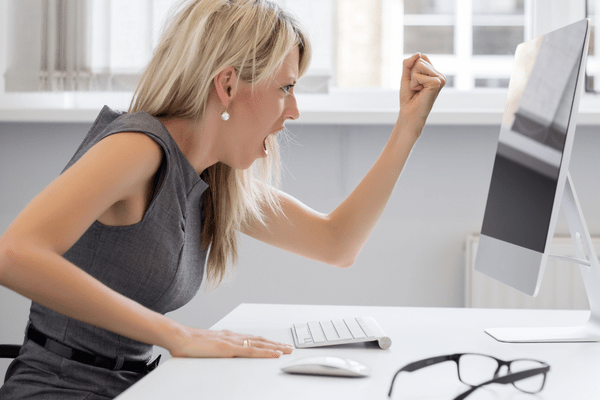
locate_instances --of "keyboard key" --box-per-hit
[332,319,353,340]
[356,317,375,337]
[320,320,340,341]
[294,324,309,335]
[308,322,327,343]
[294,324,312,343]
[344,318,367,339]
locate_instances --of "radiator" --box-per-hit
[465,234,600,310]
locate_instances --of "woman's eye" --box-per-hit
[282,85,294,93]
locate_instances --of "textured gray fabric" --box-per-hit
[1,106,209,399]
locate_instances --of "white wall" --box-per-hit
[2,120,600,376]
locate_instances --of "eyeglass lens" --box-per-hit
[457,354,545,393]
[507,360,547,393]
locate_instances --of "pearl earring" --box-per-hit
[221,110,230,121]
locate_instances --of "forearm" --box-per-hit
[0,240,291,359]
[324,54,445,266]
[0,240,182,351]
[326,117,419,265]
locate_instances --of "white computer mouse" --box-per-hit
[280,356,371,377]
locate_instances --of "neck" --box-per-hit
[159,118,217,175]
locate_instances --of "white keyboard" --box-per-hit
[291,316,392,350]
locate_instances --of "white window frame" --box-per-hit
[1,0,600,125]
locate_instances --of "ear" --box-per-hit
[213,66,238,108]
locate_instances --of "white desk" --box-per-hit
[116,304,600,399]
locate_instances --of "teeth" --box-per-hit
[263,138,268,154]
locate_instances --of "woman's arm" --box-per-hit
[0,132,289,358]
[243,54,446,268]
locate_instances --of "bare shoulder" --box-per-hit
[92,131,164,171]
[69,131,164,189]
[60,130,166,214]
[80,131,166,225]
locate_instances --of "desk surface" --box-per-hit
[116,304,599,399]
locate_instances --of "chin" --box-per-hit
[224,150,266,171]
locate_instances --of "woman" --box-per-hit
[0,0,445,398]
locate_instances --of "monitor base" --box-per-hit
[485,318,600,343]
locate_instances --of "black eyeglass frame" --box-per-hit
[387,353,550,399]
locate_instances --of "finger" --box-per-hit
[241,336,294,354]
[411,73,444,93]
[244,334,292,348]
[418,54,446,88]
[220,330,290,350]
[411,59,435,79]
[419,53,432,65]
[408,58,434,91]
[236,343,284,358]
[402,53,422,86]
[403,52,421,70]
[411,56,442,77]
[410,61,445,91]
[412,57,446,86]
[415,54,444,78]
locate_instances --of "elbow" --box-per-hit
[326,250,358,269]
[0,240,12,286]
[314,245,356,269]
[321,224,360,269]
[0,237,26,286]
[335,259,355,269]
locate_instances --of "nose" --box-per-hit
[285,94,300,121]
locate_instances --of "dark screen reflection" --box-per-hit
[481,21,586,252]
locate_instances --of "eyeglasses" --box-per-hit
[388,353,550,399]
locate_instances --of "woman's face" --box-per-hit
[222,47,300,170]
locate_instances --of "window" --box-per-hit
[0,0,595,124]
[3,0,532,93]
[335,0,531,91]
[587,0,600,92]
[5,0,175,92]
[86,0,175,91]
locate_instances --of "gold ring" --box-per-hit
[243,339,250,347]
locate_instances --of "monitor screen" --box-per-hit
[475,19,589,296]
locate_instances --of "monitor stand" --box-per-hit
[485,172,600,343]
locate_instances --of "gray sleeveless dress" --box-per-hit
[0,106,209,399]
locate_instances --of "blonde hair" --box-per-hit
[129,0,311,289]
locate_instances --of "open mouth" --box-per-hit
[263,127,283,156]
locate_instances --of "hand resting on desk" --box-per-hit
[167,327,293,359]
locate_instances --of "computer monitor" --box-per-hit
[475,18,600,342]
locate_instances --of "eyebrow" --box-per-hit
[274,78,297,87]
[273,76,297,87]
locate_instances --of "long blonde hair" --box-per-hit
[129,0,311,289]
